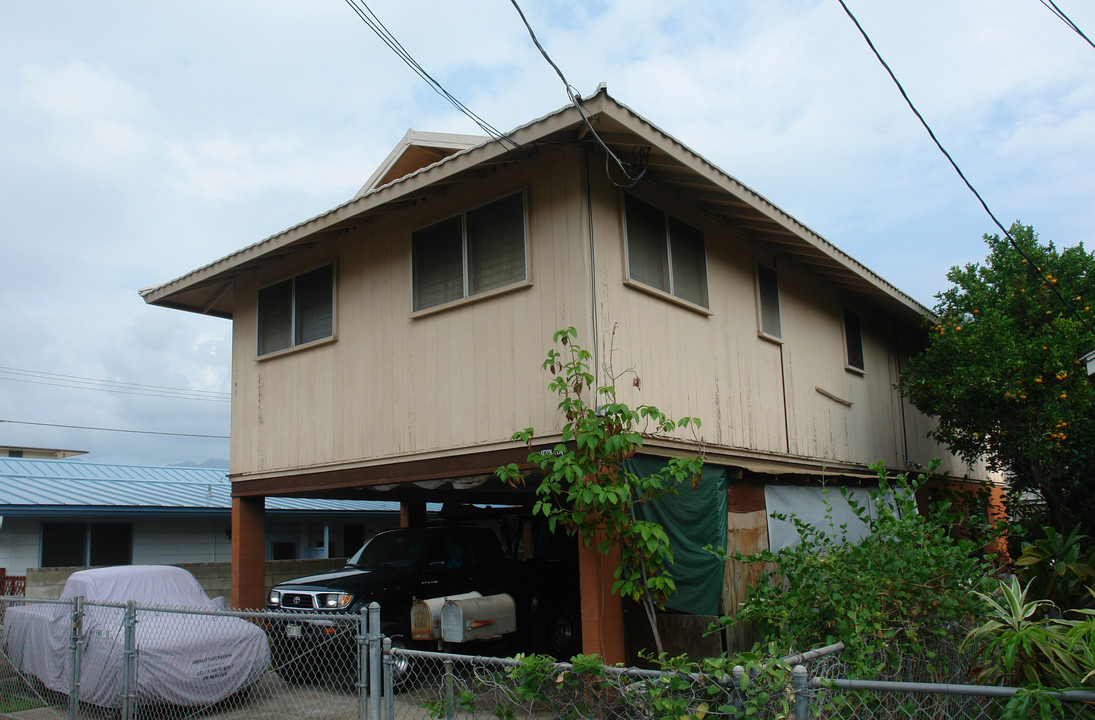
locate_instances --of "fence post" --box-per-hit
[792,665,809,720]
[68,596,84,720]
[368,602,382,720]
[732,665,745,714]
[357,606,369,720]
[382,637,394,720]
[120,601,137,720]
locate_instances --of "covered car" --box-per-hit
[3,565,269,708]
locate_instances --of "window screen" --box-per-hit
[412,192,527,312]
[625,194,708,307]
[257,264,334,355]
[757,264,781,338]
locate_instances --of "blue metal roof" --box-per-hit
[0,458,408,517]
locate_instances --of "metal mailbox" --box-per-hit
[439,593,517,643]
[410,591,482,641]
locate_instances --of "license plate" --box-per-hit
[285,624,302,639]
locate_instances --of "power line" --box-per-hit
[0,419,228,440]
[836,0,1095,339]
[507,0,648,188]
[1038,0,1095,49]
[0,366,229,402]
[341,0,519,150]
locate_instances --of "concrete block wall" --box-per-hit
[26,558,348,605]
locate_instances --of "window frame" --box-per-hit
[755,262,783,342]
[622,193,710,310]
[256,262,336,358]
[843,308,866,374]
[410,190,529,315]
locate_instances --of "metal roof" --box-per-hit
[140,86,930,324]
[0,458,408,517]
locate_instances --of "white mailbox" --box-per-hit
[440,593,517,643]
[410,591,482,641]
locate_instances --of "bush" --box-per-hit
[726,462,997,676]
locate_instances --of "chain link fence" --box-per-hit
[3,595,1093,720]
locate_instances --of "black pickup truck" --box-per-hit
[266,524,579,684]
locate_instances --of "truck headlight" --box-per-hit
[319,592,352,609]
[268,590,281,606]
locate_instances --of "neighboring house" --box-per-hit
[140,87,995,660]
[0,457,411,576]
[0,446,87,460]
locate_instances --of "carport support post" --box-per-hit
[120,601,137,720]
[68,595,83,720]
[231,495,265,609]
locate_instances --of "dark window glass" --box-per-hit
[41,523,86,567]
[257,264,334,356]
[844,309,865,371]
[412,216,464,311]
[89,524,132,566]
[625,194,708,307]
[758,264,782,338]
[412,193,527,312]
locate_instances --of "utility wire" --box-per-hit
[508,0,648,187]
[1038,0,1095,49]
[341,0,519,150]
[836,0,1095,339]
[0,419,228,440]
[0,367,229,403]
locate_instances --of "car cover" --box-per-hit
[4,565,269,708]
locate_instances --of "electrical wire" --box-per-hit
[0,367,229,403]
[1037,0,1095,49]
[507,0,648,188]
[836,0,1095,339]
[0,419,228,440]
[341,0,519,150]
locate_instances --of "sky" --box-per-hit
[1,1,1092,467]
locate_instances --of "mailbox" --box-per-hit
[410,592,482,641]
[439,593,517,643]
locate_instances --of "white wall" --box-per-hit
[131,518,232,565]
[0,518,42,576]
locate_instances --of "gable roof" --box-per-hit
[140,87,929,323]
[0,458,407,518]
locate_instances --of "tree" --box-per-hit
[496,327,704,654]
[898,222,1095,541]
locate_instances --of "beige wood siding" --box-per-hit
[227,142,993,482]
[230,147,593,476]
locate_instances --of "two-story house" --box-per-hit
[141,87,989,661]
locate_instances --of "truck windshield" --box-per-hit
[347,530,433,569]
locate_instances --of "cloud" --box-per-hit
[19,61,152,173]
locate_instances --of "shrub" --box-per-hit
[726,462,997,676]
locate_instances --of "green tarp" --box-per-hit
[626,456,729,616]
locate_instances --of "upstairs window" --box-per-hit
[257,263,334,356]
[756,263,782,339]
[624,194,709,308]
[412,192,527,312]
[843,309,865,372]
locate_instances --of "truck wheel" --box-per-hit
[535,606,580,660]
